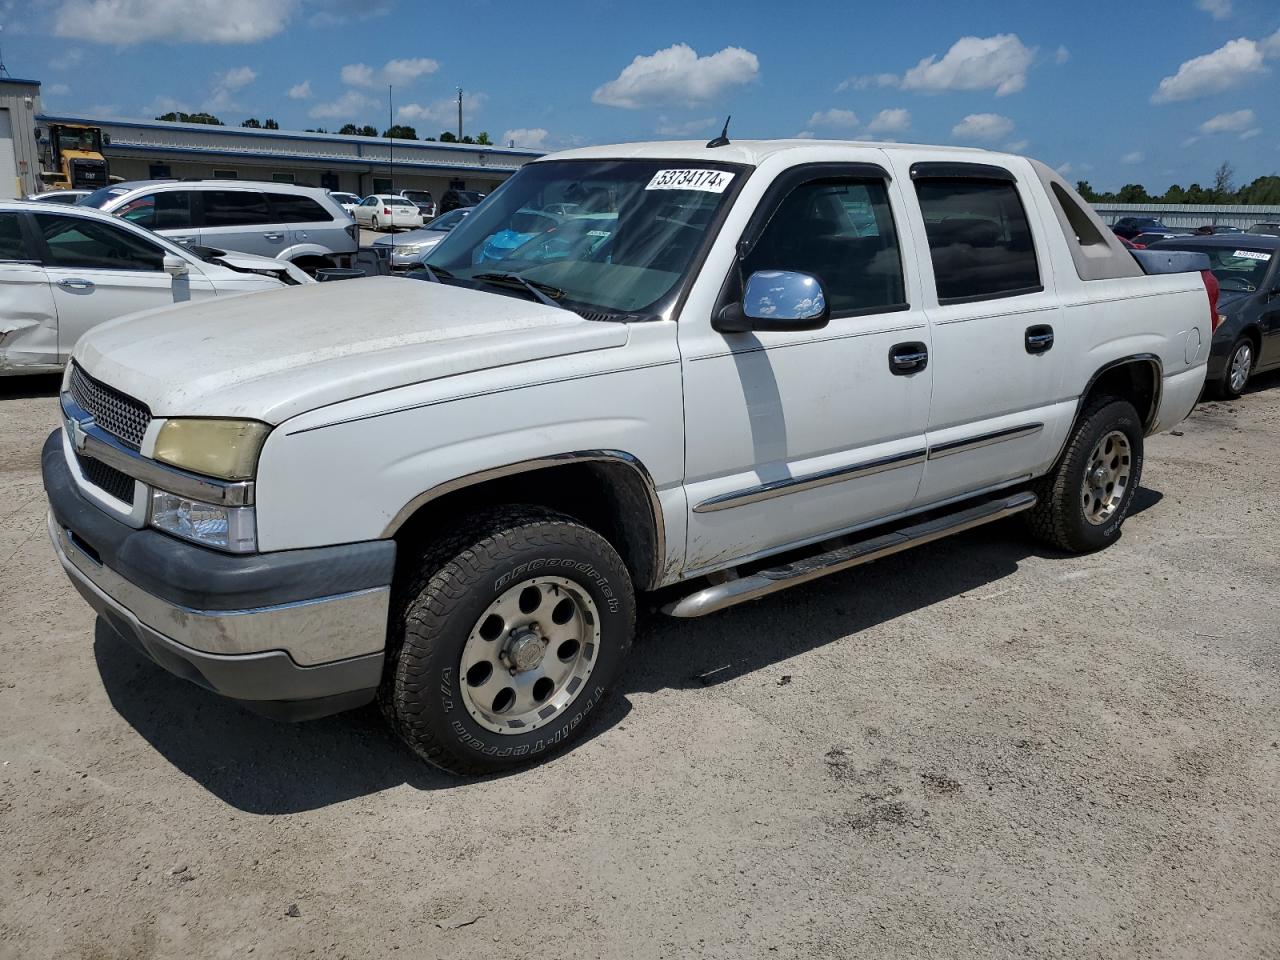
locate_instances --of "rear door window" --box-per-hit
[34,213,164,272]
[112,191,195,230]
[202,190,272,228]
[0,212,32,260]
[268,193,334,223]
[915,179,1041,303]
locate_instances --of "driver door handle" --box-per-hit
[889,341,929,375]
[56,277,94,290]
[263,232,285,241]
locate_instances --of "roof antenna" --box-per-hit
[706,115,731,149]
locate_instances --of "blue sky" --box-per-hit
[6,0,1279,191]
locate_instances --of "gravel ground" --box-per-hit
[1,372,1278,960]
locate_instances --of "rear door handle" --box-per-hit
[169,235,195,245]
[1025,324,1055,354]
[263,233,285,241]
[889,341,929,375]
[56,278,94,290]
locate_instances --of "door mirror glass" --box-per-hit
[743,270,828,323]
[162,253,189,276]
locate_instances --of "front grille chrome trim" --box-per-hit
[68,362,151,450]
[61,394,255,507]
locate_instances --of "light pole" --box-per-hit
[457,87,463,142]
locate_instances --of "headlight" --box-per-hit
[150,489,257,553]
[395,243,426,254]
[153,418,269,480]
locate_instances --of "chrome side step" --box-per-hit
[663,490,1038,618]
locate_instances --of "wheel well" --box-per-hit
[391,460,663,591]
[291,254,334,272]
[1082,357,1161,432]
[1239,326,1262,358]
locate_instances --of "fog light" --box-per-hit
[150,489,257,553]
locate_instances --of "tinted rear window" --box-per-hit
[202,190,271,228]
[916,179,1041,303]
[269,193,334,223]
[0,212,31,260]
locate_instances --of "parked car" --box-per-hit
[78,180,359,274]
[1211,225,1244,235]
[1147,235,1280,398]
[1247,222,1280,237]
[438,188,485,214]
[352,195,424,231]
[44,141,1212,775]
[369,207,470,270]
[1112,216,1169,240]
[397,189,436,219]
[24,189,93,205]
[0,200,307,374]
[1130,229,1193,248]
[329,192,363,216]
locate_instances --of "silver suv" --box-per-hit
[79,180,359,272]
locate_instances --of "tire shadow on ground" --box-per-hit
[94,490,1164,812]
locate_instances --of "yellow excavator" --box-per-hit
[37,122,111,191]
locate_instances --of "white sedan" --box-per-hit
[352,195,424,231]
[0,200,310,375]
[329,191,363,216]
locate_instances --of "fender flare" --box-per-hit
[1049,353,1164,468]
[381,450,668,589]
[278,243,339,264]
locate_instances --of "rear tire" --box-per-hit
[1215,337,1253,399]
[1025,396,1144,553]
[381,506,635,776]
[371,214,380,230]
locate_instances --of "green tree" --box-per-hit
[439,131,457,142]
[156,111,224,125]
[338,123,360,135]
[264,118,279,130]
[1238,175,1280,205]
[460,134,475,143]
[304,127,330,134]
[1075,180,1100,202]
[358,124,378,137]
[241,117,262,128]
[476,131,492,145]
[1161,183,1187,204]
[1184,182,1212,204]
[382,124,418,139]
[1116,183,1151,204]
[1212,161,1236,201]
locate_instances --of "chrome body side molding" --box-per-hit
[926,423,1044,460]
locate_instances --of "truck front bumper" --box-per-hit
[43,430,396,721]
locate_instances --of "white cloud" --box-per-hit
[50,48,84,70]
[903,34,1036,96]
[1056,162,1073,176]
[502,127,549,149]
[1239,128,1261,140]
[1199,108,1255,133]
[54,0,297,44]
[866,108,910,134]
[1265,28,1280,56]
[204,65,256,112]
[287,80,312,99]
[1121,151,1144,164]
[793,131,817,139]
[145,94,192,116]
[951,112,1015,142]
[398,93,487,128]
[1181,135,1202,147]
[1054,45,1070,65]
[807,108,859,128]
[592,43,759,108]
[309,88,378,119]
[1004,138,1029,152]
[1195,0,1232,19]
[655,116,716,136]
[341,63,377,87]
[45,83,72,96]
[835,72,898,92]
[1152,37,1267,102]
[342,58,439,89]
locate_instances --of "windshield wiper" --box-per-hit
[417,264,453,284]
[471,272,564,307]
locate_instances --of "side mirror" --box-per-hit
[714,270,830,334]
[162,253,189,277]
[102,134,111,146]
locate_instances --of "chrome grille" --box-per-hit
[68,363,151,450]
[75,452,136,504]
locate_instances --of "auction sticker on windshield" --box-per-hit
[646,169,736,193]
[1233,250,1271,261]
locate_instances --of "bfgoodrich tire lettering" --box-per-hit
[1025,396,1144,553]
[381,506,635,775]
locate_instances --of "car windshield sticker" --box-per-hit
[1232,250,1271,261]
[645,169,736,193]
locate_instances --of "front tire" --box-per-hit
[381,507,635,775]
[1025,396,1144,553]
[371,214,380,230]
[1216,337,1253,399]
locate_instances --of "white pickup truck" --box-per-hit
[43,140,1214,775]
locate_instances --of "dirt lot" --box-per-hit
[2,373,1278,960]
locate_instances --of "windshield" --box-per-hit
[429,209,468,232]
[425,159,743,316]
[403,190,432,202]
[1157,243,1273,292]
[56,127,101,154]
[77,185,131,209]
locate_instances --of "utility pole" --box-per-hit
[0,26,9,78]
[387,85,393,192]
[457,87,463,141]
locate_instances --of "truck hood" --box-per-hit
[74,276,629,424]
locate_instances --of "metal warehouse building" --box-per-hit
[3,76,542,199]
